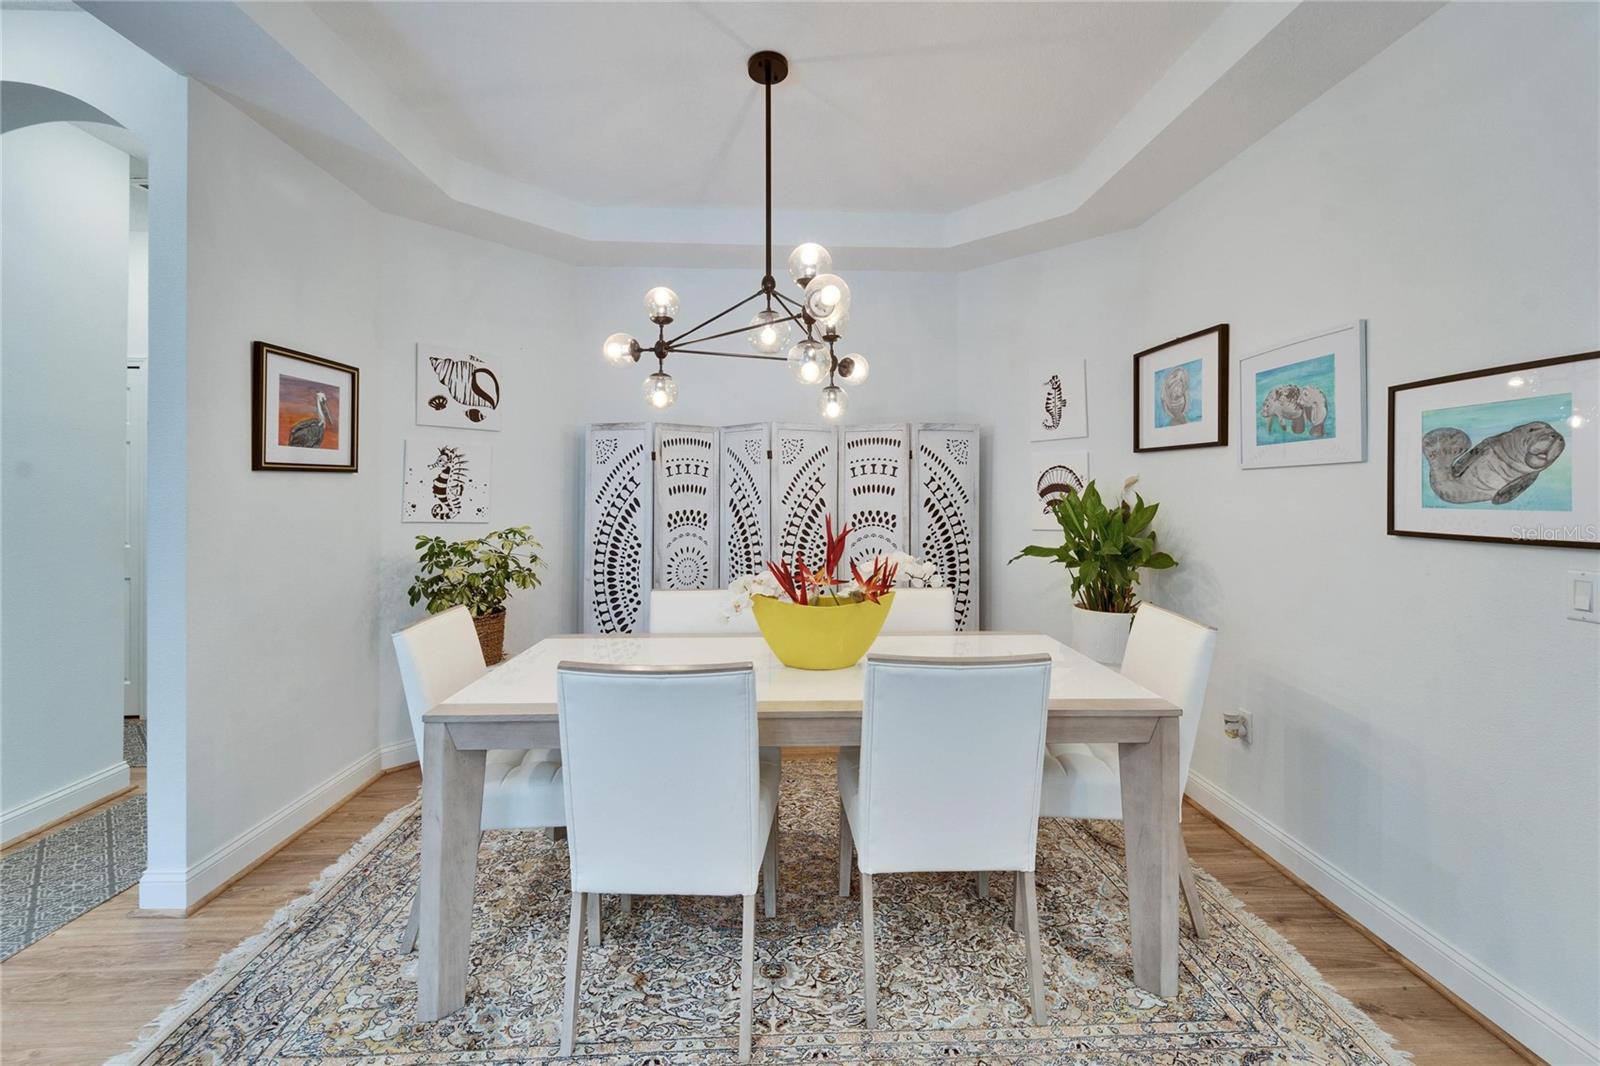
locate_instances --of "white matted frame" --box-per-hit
[1240,321,1367,469]
[1134,325,1228,453]
[1388,351,1598,549]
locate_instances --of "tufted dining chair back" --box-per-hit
[853,653,1052,875]
[556,661,766,897]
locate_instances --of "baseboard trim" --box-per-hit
[1186,771,1597,1066]
[378,738,417,770]
[138,748,383,912]
[1,761,132,847]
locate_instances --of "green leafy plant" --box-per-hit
[407,526,545,617]
[1009,478,1176,613]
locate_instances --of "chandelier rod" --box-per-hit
[672,347,787,362]
[665,288,767,347]
[765,72,773,289]
[671,308,807,350]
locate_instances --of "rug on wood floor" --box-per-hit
[112,761,1409,1065]
[1,793,146,960]
[124,718,148,768]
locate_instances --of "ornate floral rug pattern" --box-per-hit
[116,762,1408,1064]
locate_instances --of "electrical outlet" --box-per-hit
[1222,711,1252,745]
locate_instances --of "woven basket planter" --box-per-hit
[472,608,507,665]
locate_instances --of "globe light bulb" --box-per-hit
[820,385,847,420]
[787,339,828,385]
[815,309,848,340]
[643,286,679,323]
[748,309,791,355]
[643,371,677,409]
[602,332,638,365]
[787,243,832,287]
[804,273,850,324]
[837,353,869,384]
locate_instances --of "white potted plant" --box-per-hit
[1009,478,1176,665]
[406,526,545,664]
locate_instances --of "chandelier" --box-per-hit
[601,51,869,420]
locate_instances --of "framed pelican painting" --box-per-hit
[1133,324,1228,452]
[251,341,360,472]
[1388,350,1598,548]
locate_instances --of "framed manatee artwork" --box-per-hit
[416,343,501,431]
[251,341,359,472]
[1029,359,1088,441]
[1388,351,1598,549]
[1240,321,1367,469]
[1027,443,1089,530]
[1134,324,1228,452]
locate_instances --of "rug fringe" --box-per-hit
[1192,864,1416,1066]
[104,795,421,1066]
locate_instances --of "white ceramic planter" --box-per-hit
[1070,605,1134,666]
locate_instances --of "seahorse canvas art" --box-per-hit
[415,343,502,431]
[1029,359,1088,441]
[402,439,491,523]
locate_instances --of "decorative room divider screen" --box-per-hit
[583,422,980,634]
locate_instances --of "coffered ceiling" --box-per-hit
[84,1,1440,268]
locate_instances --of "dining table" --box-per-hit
[415,630,1182,1022]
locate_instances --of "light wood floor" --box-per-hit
[0,761,1529,1066]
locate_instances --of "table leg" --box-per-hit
[1118,716,1179,998]
[417,722,486,1021]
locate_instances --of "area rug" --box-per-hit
[124,717,148,768]
[0,792,146,960]
[113,762,1409,1065]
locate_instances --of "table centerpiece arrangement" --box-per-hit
[729,516,899,670]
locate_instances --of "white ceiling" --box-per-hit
[83,1,1442,268]
[307,2,1224,214]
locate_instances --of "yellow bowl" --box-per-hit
[751,591,895,670]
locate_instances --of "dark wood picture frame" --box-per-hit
[251,341,360,472]
[1387,350,1597,549]
[1133,323,1229,452]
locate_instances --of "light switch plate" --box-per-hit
[1569,571,1598,623]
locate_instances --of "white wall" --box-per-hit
[962,5,1599,1060]
[0,122,131,840]
[373,216,584,762]
[160,82,382,904]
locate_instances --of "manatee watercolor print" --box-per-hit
[1154,357,1203,427]
[1420,392,1572,511]
[276,374,340,451]
[1255,353,1336,446]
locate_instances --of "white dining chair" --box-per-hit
[877,587,955,633]
[391,607,565,954]
[837,653,1053,1028]
[555,661,780,1063]
[1039,603,1217,939]
[649,589,758,633]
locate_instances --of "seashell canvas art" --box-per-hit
[415,343,503,431]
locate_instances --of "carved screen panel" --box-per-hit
[653,424,719,590]
[719,423,771,584]
[840,424,910,569]
[582,423,652,634]
[770,424,837,570]
[913,424,980,630]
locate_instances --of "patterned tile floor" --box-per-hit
[1,792,147,960]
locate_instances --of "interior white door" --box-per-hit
[124,361,146,718]
[840,424,910,569]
